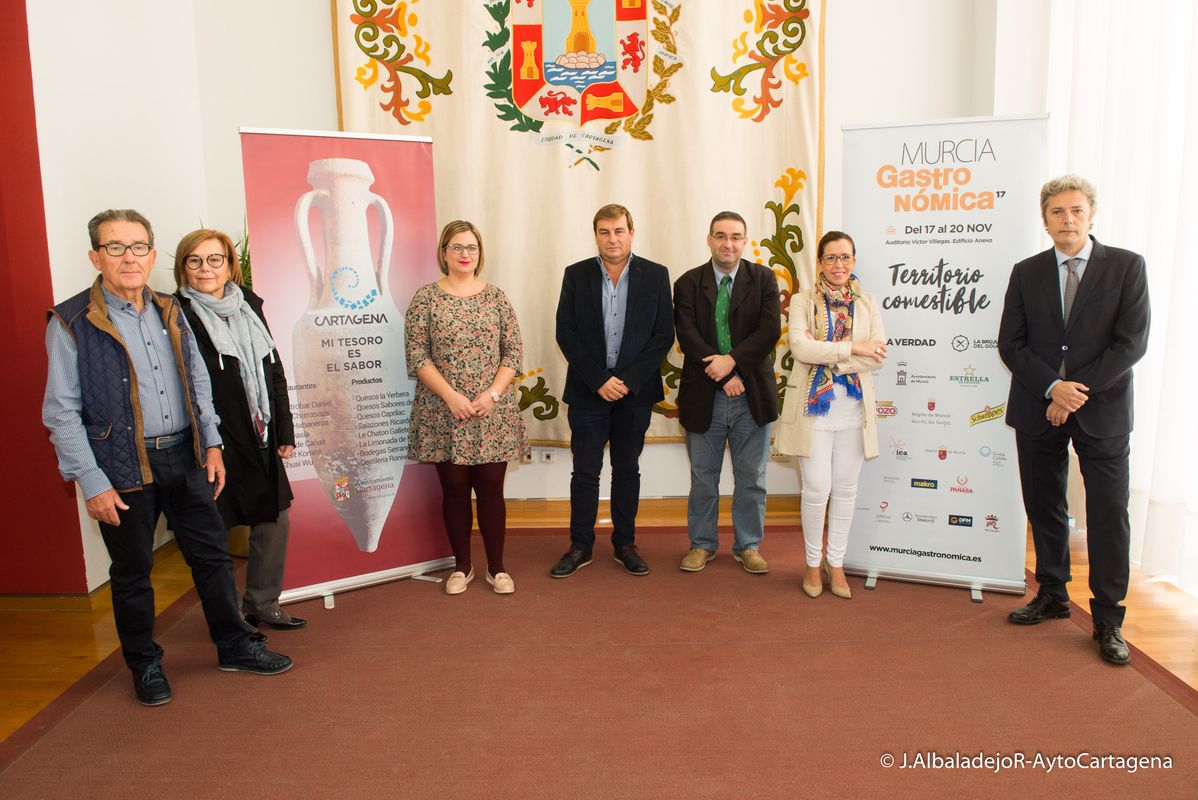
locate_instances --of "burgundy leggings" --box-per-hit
[433,461,509,575]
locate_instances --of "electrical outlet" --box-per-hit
[540,449,556,464]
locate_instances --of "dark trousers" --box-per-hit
[1015,420,1132,626]
[567,400,653,551]
[98,441,253,672]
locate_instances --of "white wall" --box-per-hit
[28,0,337,589]
[28,0,1046,585]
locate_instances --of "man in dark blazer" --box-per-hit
[673,212,780,574]
[552,204,674,577]
[998,175,1150,665]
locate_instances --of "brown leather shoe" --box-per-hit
[734,549,769,574]
[680,547,715,572]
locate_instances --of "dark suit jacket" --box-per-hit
[555,254,674,408]
[998,236,1149,438]
[673,259,781,433]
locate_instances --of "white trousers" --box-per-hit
[798,427,865,568]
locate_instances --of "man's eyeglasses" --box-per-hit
[711,233,746,243]
[97,242,152,257]
[184,254,228,270]
[446,244,480,254]
[820,254,855,265]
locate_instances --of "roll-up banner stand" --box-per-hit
[841,115,1047,597]
[240,128,451,604]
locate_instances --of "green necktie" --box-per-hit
[715,274,732,354]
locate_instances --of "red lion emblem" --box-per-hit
[620,32,646,73]
[539,90,577,116]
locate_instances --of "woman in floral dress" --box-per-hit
[405,220,529,595]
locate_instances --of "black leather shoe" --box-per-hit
[218,640,293,675]
[133,663,172,706]
[249,631,269,644]
[550,548,593,578]
[1094,623,1131,665]
[245,608,308,630]
[614,544,650,576]
[1007,594,1071,625]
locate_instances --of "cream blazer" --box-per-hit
[775,288,887,459]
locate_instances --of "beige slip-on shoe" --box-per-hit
[486,572,516,594]
[445,568,475,595]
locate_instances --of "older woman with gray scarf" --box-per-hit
[173,229,305,631]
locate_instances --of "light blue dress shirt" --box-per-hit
[598,255,632,370]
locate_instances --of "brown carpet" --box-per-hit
[2,531,1196,799]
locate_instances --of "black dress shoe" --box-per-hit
[249,631,269,644]
[614,544,650,576]
[133,663,172,706]
[1007,594,1071,625]
[218,640,293,675]
[550,548,593,578]
[1094,623,1131,665]
[245,608,308,630]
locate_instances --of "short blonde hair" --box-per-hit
[436,220,485,276]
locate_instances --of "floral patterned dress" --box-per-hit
[404,283,530,465]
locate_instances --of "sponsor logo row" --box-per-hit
[889,439,1009,467]
[867,501,1002,532]
[894,362,993,387]
[886,335,999,352]
[875,399,1006,428]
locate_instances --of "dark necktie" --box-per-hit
[1059,258,1081,377]
[715,274,732,354]
[1062,257,1081,323]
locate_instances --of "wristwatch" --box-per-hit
[489,390,501,403]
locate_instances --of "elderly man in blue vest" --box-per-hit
[43,209,292,706]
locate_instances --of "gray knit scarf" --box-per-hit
[180,284,276,444]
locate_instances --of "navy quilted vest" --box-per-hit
[50,283,204,490]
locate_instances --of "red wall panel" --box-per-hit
[0,1,88,593]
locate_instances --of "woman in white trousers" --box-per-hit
[776,231,887,598]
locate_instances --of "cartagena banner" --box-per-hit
[240,128,451,601]
[841,115,1047,595]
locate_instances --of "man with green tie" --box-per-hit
[673,212,781,574]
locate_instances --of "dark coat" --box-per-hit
[177,288,294,526]
[673,259,781,433]
[998,236,1150,438]
[554,254,674,408]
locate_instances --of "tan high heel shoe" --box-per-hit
[802,565,823,598]
[823,558,852,599]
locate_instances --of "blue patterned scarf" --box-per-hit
[805,274,864,416]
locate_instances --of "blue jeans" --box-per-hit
[685,392,770,553]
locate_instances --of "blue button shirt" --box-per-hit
[597,255,631,370]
